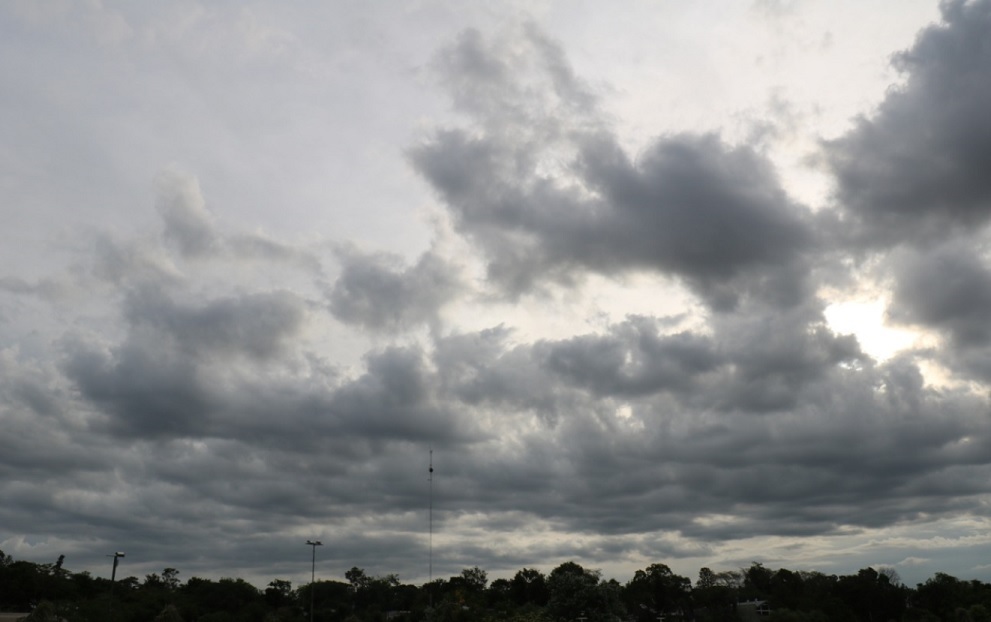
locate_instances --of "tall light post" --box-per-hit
[306,540,322,622]
[107,552,125,619]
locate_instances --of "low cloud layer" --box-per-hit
[3,0,991,590]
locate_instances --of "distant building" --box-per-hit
[737,599,771,620]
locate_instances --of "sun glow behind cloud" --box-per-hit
[824,298,919,362]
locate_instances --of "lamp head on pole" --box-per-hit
[306,540,322,546]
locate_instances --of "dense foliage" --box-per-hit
[3,548,991,621]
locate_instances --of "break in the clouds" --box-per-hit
[824,0,991,387]
[5,0,991,592]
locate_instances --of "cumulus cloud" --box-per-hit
[412,28,815,310]
[123,286,307,361]
[821,0,991,385]
[888,243,991,348]
[418,319,990,549]
[540,317,721,398]
[329,248,462,332]
[825,0,991,248]
[61,332,217,439]
[7,2,991,590]
[882,240,991,382]
[156,168,219,258]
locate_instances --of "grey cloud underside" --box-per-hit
[885,241,991,382]
[427,322,989,538]
[824,0,991,384]
[14,233,988,557]
[889,244,991,347]
[59,293,979,538]
[411,28,815,310]
[825,0,991,248]
[122,287,307,361]
[8,5,991,587]
[62,317,473,446]
[328,248,461,331]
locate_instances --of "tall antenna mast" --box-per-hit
[428,448,434,607]
[429,448,434,585]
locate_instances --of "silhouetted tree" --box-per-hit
[547,561,623,622]
[770,568,805,611]
[914,572,969,621]
[624,563,692,621]
[834,567,907,622]
[695,566,737,622]
[264,579,294,609]
[511,567,549,607]
[743,562,773,600]
[460,566,488,591]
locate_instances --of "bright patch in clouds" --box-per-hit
[825,298,918,361]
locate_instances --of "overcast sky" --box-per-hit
[5,0,991,591]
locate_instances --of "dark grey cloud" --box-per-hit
[576,133,815,310]
[8,7,991,593]
[0,354,102,478]
[61,332,218,439]
[541,317,720,398]
[435,300,862,418]
[821,0,991,390]
[520,309,977,547]
[888,243,991,347]
[329,248,461,332]
[9,260,991,587]
[825,0,991,248]
[706,301,863,412]
[326,345,481,445]
[59,298,475,447]
[123,286,307,361]
[411,28,815,310]
[56,280,308,439]
[421,314,987,547]
[884,240,991,383]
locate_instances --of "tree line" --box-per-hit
[2,548,990,621]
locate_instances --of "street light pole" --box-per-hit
[107,552,125,620]
[306,540,322,622]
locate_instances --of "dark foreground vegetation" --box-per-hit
[3,549,991,622]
